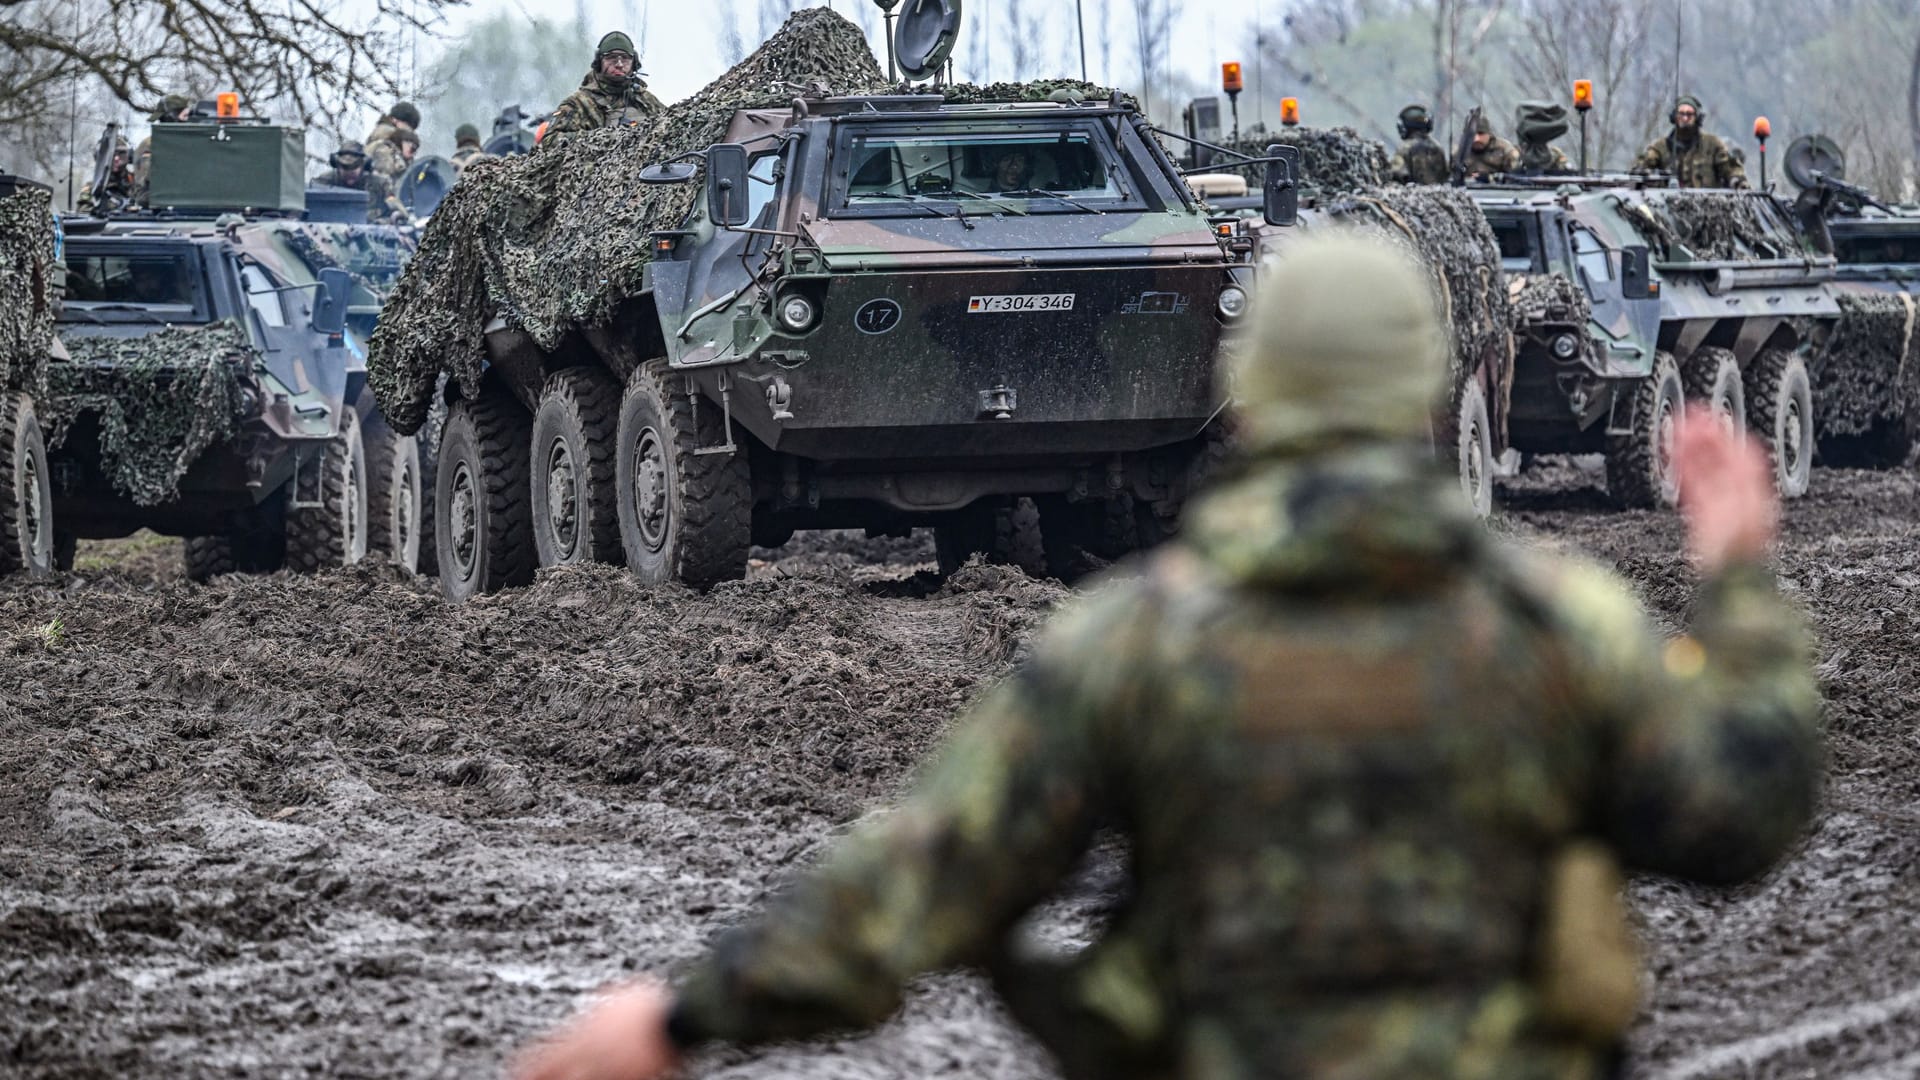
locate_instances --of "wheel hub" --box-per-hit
[546,438,579,555]
[343,434,367,563]
[1784,398,1805,470]
[633,428,670,552]
[1463,417,1485,498]
[449,462,479,575]
[394,459,417,553]
[21,448,46,565]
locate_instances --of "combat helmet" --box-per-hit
[1397,104,1433,140]
[1228,233,1446,454]
[1671,94,1704,124]
[455,123,481,147]
[390,101,421,129]
[329,140,368,169]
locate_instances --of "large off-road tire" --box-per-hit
[1604,352,1685,509]
[531,368,621,567]
[285,406,371,573]
[0,394,54,578]
[1137,418,1238,547]
[365,412,427,574]
[1683,347,1746,436]
[1038,494,1137,583]
[615,363,750,588]
[1746,348,1814,499]
[933,497,1044,577]
[435,389,535,602]
[182,498,288,581]
[414,398,445,577]
[1448,380,1495,518]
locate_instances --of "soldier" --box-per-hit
[311,141,406,225]
[1388,104,1448,184]
[1635,95,1747,188]
[543,32,665,146]
[1454,112,1520,179]
[84,136,137,214]
[1514,101,1573,175]
[450,123,495,173]
[133,94,194,202]
[513,236,1822,1080]
[365,101,421,178]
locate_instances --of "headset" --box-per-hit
[1669,99,1705,125]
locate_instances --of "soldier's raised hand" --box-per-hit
[1674,404,1779,571]
[514,979,680,1080]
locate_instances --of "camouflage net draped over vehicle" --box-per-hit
[45,322,249,506]
[1817,291,1920,437]
[0,185,57,398]
[1507,271,1593,335]
[1625,191,1799,262]
[367,8,887,434]
[1208,127,1389,200]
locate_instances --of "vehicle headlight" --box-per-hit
[1217,285,1249,320]
[1551,332,1580,359]
[777,294,817,333]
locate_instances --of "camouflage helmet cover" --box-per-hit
[455,123,481,145]
[1229,233,1447,453]
[596,31,637,58]
[390,101,421,128]
[1396,104,1433,139]
[156,93,192,120]
[390,128,421,149]
[1672,94,1704,122]
[329,140,368,168]
[1472,112,1493,135]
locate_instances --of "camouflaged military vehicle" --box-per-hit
[0,175,61,578]
[1473,181,1837,506]
[418,4,1297,598]
[51,119,424,579]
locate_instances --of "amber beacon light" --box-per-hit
[1280,97,1300,127]
[216,92,240,119]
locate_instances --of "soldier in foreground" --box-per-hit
[514,236,1821,1080]
[1455,112,1520,178]
[366,100,421,177]
[1388,103,1448,184]
[544,32,665,145]
[1635,95,1747,188]
[311,141,405,224]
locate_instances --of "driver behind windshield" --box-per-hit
[971,147,1033,194]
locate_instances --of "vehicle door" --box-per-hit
[235,257,346,410]
[1568,222,1659,375]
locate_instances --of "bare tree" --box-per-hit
[1006,1,1046,82]
[1510,0,1663,170]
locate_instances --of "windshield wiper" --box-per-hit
[65,303,171,322]
[848,191,975,230]
[996,188,1107,214]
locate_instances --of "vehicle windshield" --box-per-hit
[62,250,206,321]
[1487,215,1539,273]
[837,123,1132,212]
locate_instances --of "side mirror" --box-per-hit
[706,143,751,228]
[311,267,351,337]
[639,162,697,184]
[1262,144,1300,227]
[1619,244,1657,299]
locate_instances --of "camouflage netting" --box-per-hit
[1817,291,1920,437]
[1628,191,1798,262]
[0,185,57,399]
[1325,186,1513,387]
[1208,127,1389,200]
[45,322,250,506]
[1506,270,1593,334]
[368,8,888,434]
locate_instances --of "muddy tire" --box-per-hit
[183,502,287,581]
[365,413,427,574]
[1449,380,1495,518]
[1605,352,1685,509]
[1746,348,1814,499]
[934,497,1044,577]
[1138,418,1238,546]
[531,368,621,567]
[285,407,371,573]
[0,394,54,578]
[1683,347,1746,436]
[615,363,749,588]
[1039,495,1136,583]
[435,389,535,602]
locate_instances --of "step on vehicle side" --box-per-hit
[51,114,423,579]
[435,8,1298,597]
[0,175,60,578]
[1475,182,1837,506]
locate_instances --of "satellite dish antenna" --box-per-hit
[895,0,963,82]
[1783,134,1846,191]
[399,155,460,217]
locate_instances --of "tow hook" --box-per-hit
[978,384,1017,420]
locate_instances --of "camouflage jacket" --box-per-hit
[1518,142,1572,175]
[363,121,410,179]
[1635,131,1747,189]
[1389,136,1449,185]
[1455,135,1522,180]
[544,72,664,144]
[450,146,496,174]
[668,448,1822,1080]
[311,168,405,225]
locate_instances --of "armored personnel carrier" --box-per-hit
[1473,180,1836,505]
[51,116,424,578]
[395,6,1296,599]
[0,175,61,577]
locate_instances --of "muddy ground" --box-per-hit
[2,465,1918,1079]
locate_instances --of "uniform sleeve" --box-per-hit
[1719,141,1748,189]
[668,586,1156,1049]
[544,94,589,137]
[1553,558,1821,884]
[1634,139,1665,172]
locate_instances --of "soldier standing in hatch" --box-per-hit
[1514,101,1573,175]
[133,94,194,202]
[1454,112,1521,179]
[1635,95,1747,189]
[311,141,406,225]
[365,101,421,178]
[1388,104,1448,184]
[511,235,1821,1080]
[450,123,495,174]
[543,32,665,146]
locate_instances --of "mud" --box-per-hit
[5,474,1920,1078]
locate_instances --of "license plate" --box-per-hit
[968,293,1076,313]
